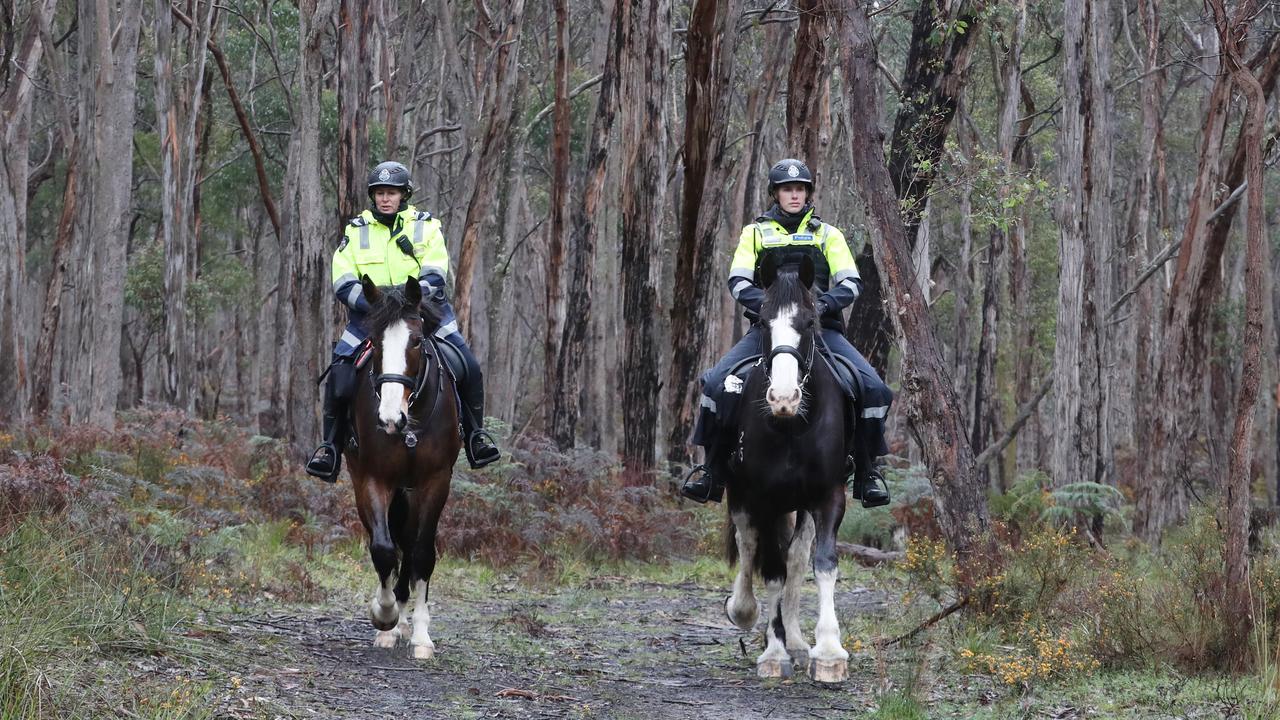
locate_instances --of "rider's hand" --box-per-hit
[815,299,829,316]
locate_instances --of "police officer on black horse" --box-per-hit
[682,158,893,506]
[306,161,501,480]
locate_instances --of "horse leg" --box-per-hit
[408,477,449,661]
[782,511,815,663]
[362,483,402,643]
[808,485,849,683]
[725,511,759,630]
[755,521,792,679]
[389,490,414,645]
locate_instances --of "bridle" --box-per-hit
[760,315,816,388]
[369,330,445,448]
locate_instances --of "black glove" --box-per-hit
[815,299,829,316]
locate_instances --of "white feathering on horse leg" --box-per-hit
[782,513,815,660]
[409,580,435,660]
[377,320,411,429]
[756,581,792,679]
[369,572,401,640]
[726,516,759,630]
[809,568,849,683]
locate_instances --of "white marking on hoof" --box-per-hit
[368,577,401,631]
[411,640,436,660]
[809,658,848,684]
[373,629,399,648]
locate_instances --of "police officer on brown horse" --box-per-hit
[306,161,500,480]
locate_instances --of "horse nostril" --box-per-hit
[395,414,407,432]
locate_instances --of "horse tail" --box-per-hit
[724,495,737,567]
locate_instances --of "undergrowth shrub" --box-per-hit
[441,432,701,566]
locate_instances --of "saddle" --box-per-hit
[721,350,859,405]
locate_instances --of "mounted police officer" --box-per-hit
[305,161,501,480]
[681,158,892,506]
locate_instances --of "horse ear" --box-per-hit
[759,253,778,289]
[405,276,422,306]
[799,255,815,289]
[361,275,381,304]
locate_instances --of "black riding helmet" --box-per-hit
[367,161,414,200]
[767,158,814,194]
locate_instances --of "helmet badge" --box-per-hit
[378,168,391,182]
[787,164,800,178]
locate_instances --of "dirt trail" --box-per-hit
[215,572,891,719]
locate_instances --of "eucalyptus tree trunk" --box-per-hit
[1051,0,1111,489]
[543,0,571,438]
[338,0,372,222]
[155,0,215,410]
[1208,0,1267,668]
[837,3,989,568]
[1133,27,1272,539]
[973,0,1025,488]
[62,0,144,425]
[551,0,626,450]
[453,0,527,334]
[620,0,671,478]
[276,0,334,447]
[786,0,831,174]
[0,0,56,422]
[845,0,985,375]
[666,0,742,468]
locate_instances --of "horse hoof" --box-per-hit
[787,645,811,666]
[809,658,848,684]
[757,659,792,679]
[725,595,758,630]
[373,629,398,648]
[411,643,435,660]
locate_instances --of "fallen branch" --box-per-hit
[884,597,968,646]
[973,376,1052,469]
[837,542,904,566]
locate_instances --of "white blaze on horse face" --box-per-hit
[766,305,803,416]
[378,320,412,430]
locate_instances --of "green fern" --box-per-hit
[1042,482,1126,525]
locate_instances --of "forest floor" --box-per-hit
[202,553,1266,720]
[3,416,1275,719]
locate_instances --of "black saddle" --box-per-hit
[723,350,859,403]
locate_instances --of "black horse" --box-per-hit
[719,254,851,683]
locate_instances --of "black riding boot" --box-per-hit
[681,443,726,504]
[306,360,354,482]
[306,389,347,482]
[846,435,890,508]
[458,373,500,469]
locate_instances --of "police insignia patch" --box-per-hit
[338,236,349,251]
[379,168,391,181]
[787,164,800,178]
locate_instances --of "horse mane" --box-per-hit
[761,267,813,318]
[367,284,445,337]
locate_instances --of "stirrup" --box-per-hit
[465,429,500,469]
[680,464,723,504]
[305,443,340,483]
[852,467,890,508]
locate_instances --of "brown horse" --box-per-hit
[347,275,461,660]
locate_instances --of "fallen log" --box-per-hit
[837,542,903,566]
